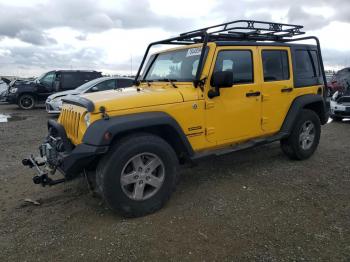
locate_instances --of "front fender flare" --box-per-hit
[82,111,194,156]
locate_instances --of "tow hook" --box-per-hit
[32,174,65,187]
[22,156,65,187]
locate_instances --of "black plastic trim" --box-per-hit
[62,96,95,112]
[58,143,108,179]
[47,119,73,151]
[280,94,328,134]
[82,112,194,156]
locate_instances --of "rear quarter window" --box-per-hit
[293,49,322,88]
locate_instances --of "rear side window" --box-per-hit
[117,79,133,88]
[61,73,76,90]
[294,50,318,78]
[262,50,290,82]
[213,50,253,84]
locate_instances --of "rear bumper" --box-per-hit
[24,120,108,180]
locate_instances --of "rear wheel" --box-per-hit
[18,94,35,110]
[280,109,321,160]
[96,133,179,217]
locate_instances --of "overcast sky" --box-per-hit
[0,0,350,76]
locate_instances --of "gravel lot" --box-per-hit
[0,103,349,261]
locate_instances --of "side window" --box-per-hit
[94,79,116,91]
[310,51,320,77]
[294,50,316,78]
[262,50,289,82]
[117,79,133,88]
[61,73,76,90]
[213,50,253,84]
[40,72,55,87]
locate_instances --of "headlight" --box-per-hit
[84,113,91,127]
[9,87,17,94]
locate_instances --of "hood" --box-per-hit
[81,86,184,112]
[48,90,79,100]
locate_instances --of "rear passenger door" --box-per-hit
[259,47,294,134]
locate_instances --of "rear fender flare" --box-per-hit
[281,94,327,135]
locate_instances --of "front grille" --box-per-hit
[59,108,81,144]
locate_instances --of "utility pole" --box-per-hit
[130,54,133,76]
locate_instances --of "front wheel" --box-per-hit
[18,94,36,110]
[96,133,179,217]
[280,109,321,160]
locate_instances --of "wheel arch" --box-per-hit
[281,94,328,134]
[82,112,194,161]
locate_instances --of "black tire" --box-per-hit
[96,133,179,217]
[330,115,343,122]
[18,94,36,110]
[280,109,321,160]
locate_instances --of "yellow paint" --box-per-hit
[58,42,322,154]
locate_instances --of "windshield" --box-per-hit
[144,47,205,82]
[36,72,48,81]
[75,77,105,92]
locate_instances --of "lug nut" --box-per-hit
[146,176,150,181]
[138,167,143,172]
[134,175,139,179]
[139,180,144,184]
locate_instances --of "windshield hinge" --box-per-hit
[194,76,207,91]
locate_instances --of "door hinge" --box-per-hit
[261,117,268,125]
[205,127,215,135]
[205,101,215,109]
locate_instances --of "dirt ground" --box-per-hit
[0,103,349,261]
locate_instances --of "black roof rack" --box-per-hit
[135,20,327,97]
[180,20,305,43]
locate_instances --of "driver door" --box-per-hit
[205,46,262,145]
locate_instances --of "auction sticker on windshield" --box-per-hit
[186,47,202,57]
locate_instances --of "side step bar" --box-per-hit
[192,132,288,160]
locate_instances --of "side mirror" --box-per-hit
[91,86,99,92]
[208,71,234,98]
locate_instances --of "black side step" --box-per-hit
[191,132,288,160]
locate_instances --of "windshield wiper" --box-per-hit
[157,78,178,88]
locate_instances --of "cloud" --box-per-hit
[0,0,194,46]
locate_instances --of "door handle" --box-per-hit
[246,91,261,97]
[281,87,293,93]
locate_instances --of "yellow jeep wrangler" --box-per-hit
[23,20,328,217]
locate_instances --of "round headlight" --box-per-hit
[9,87,18,94]
[84,113,91,127]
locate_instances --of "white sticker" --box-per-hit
[186,47,202,57]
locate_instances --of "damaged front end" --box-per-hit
[22,119,108,187]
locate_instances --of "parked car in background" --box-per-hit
[6,70,102,110]
[330,87,350,121]
[45,76,134,114]
[327,67,350,96]
[0,79,9,102]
